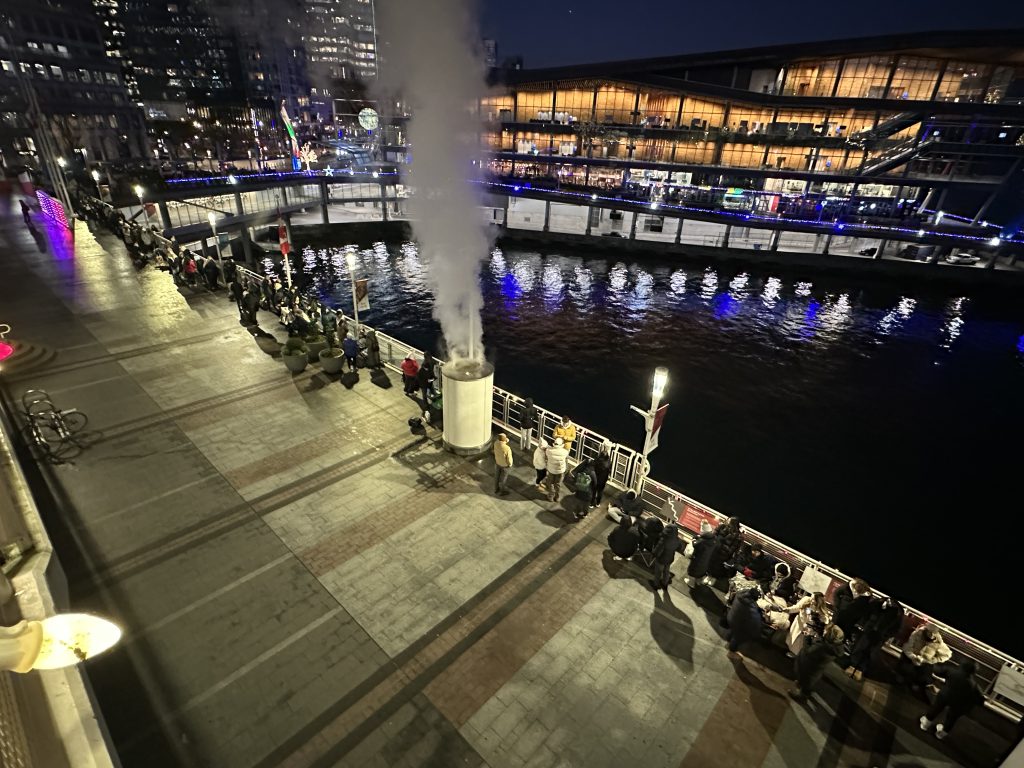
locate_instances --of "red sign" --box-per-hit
[677,502,719,533]
[0,342,13,362]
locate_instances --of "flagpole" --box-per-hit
[276,198,293,289]
[345,247,359,332]
[629,367,669,493]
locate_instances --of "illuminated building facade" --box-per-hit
[482,30,1024,225]
[0,0,147,164]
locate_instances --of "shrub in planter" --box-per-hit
[281,336,309,373]
[304,332,327,363]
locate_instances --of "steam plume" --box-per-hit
[376,0,490,361]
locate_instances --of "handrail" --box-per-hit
[234,258,1023,723]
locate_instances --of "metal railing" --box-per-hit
[233,260,1022,723]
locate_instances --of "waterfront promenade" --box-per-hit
[0,213,1015,767]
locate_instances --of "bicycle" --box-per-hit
[20,389,91,463]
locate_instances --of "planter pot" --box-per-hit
[306,339,328,363]
[319,349,344,374]
[281,349,309,373]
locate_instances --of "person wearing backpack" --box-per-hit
[570,459,596,520]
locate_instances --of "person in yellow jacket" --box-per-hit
[493,433,513,496]
[553,416,577,454]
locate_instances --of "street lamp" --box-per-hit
[133,184,149,226]
[629,366,670,491]
[345,246,361,332]
[207,212,226,283]
[91,169,101,199]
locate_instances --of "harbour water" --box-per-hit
[288,240,1024,656]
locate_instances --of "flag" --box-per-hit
[354,278,370,311]
[647,404,669,454]
[277,217,290,256]
[280,101,301,171]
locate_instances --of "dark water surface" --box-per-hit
[287,241,1024,656]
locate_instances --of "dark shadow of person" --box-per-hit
[650,589,694,672]
[340,371,359,389]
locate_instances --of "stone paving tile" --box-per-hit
[1,219,1013,768]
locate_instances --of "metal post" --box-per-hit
[319,180,330,224]
[209,217,226,283]
[769,230,781,251]
[630,367,668,492]
[875,239,887,259]
[629,211,638,240]
[502,194,510,228]
[986,247,1001,270]
[158,201,172,230]
[380,181,389,222]
[721,224,731,248]
[674,218,684,244]
[543,200,551,232]
[585,206,593,236]
[822,232,833,255]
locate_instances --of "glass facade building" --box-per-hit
[482,30,1024,224]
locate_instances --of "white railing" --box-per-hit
[234,261,1023,722]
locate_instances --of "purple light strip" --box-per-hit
[166,169,399,185]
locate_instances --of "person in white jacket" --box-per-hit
[532,439,549,489]
[544,438,569,502]
[899,625,952,689]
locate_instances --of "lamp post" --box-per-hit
[207,212,226,283]
[91,169,101,200]
[133,184,149,226]
[629,366,669,492]
[345,246,360,332]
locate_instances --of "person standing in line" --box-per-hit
[544,437,569,502]
[591,442,612,510]
[845,597,904,681]
[364,329,381,369]
[919,660,984,740]
[532,439,549,488]
[229,277,245,318]
[650,524,682,592]
[707,516,743,581]
[241,287,261,325]
[342,333,359,372]
[790,624,845,701]
[400,356,419,394]
[726,588,765,659]
[685,520,719,587]
[570,458,596,520]
[493,433,513,496]
[553,415,577,454]
[519,398,537,451]
[183,254,198,287]
[417,353,436,409]
[832,578,874,642]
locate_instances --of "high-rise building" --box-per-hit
[0,0,147,165]
[302,0,376,122]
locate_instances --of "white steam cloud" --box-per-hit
[376,0,490,362]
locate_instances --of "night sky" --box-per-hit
[480,0,1024,68]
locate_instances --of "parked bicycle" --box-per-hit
[20,389,91,463]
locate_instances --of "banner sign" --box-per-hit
[798,565,834,597]
[994,664,1024,706]
[677,503,719,533]
[354,279,370,312]
[648,404,669,453]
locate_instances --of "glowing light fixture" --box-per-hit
[0,614,120,673]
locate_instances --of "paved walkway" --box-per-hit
[0,211,1013,768]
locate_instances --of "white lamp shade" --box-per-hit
[32,614,121,670]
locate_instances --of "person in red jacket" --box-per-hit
[400,356,419,394]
